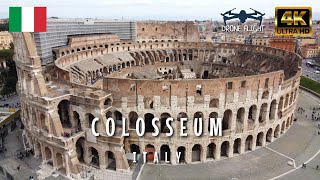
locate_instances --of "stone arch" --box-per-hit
[259,103,268,123]
[129,111,138,129]
[112,111,122,128]
[104,98,112,108]
[76,137,85,163]
[130,144,140,154]
[274,124,280,138]
[269,100,277,120]
[233,138,241,154]
[209,98,219,108]
[284,94,289,108]
[262,91,269,99]
[279,97,284,111]
[145,144,155,162]
[266,128,273,142]
[40,113,48,132]
[221,141,230,157]
[86,113,95,129]
[248,105,257,128]
[236,108,245,133]
[90,147,100,167]
[245,135,253,151]
[56,152,64,171]
[286,117,290,128]
[208,112,218,131]
[44,147,52,164]
[177,146,186,163]
[192,144,201,162]
[207,143,216,159]
[160,145,171,162]
[145,113,155,133]
[106,151,116,170]
[160,113,171,133]
[58,100,71,128]
[73,111,81,130]
[222,110,232,130]
[194,112,203,134]
[256,132,264,147]
[177,112,188,133]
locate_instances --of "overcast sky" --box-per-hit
[0,0,319,20]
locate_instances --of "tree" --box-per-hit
[0,23,8,31]
[1,76,17,95]
[0,49,14,62]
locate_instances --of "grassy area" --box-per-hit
[300,76,320,94]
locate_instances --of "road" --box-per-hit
[302,59,320,82]
[0,94,20,107]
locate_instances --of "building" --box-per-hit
[136,21,200,43]
[300,44,320,59]
[0,31,12,49]
[13,32,301,178]
[33,18,136,65]
[269,37,296,53]
[252,36,270,46]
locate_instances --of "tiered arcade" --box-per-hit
[14,33,301,178]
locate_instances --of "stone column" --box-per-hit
[230,112,237,134]
[240,140,245,154]
[214,142,221,161]
[84,147,91,165]
[185,146,192,164]
[203,117,209,136]
[99,151,107,169]
[261,134,266,147]
[252,136,257,151]
[52,151,58,170]
[228,141,234,158]
[201,145,207,163]
[171,146,176,165]
[64,153,71,177]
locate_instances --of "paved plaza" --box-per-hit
[139,90,320,180]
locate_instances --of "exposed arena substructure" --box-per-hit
[14,33,301,178]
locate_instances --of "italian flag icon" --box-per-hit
[9,7,47,32]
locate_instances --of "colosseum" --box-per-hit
[13,32,301,178]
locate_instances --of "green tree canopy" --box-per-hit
[0,49,14,62]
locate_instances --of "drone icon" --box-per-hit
[221,8,265,26]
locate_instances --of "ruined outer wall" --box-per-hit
[137,21,200,42]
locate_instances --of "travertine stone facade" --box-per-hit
[14,32,301,178]
[137,21,200,43]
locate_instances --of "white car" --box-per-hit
[315,71,320,74]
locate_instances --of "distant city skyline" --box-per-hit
[0,0,320,20]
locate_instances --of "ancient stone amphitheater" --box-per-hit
[14,33,301,178]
